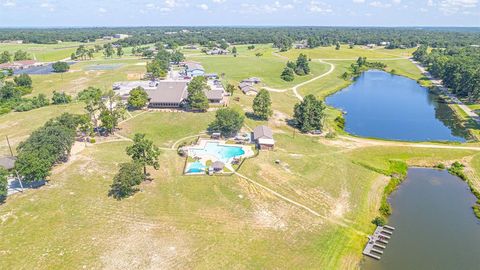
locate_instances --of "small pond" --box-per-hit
[326,70,468,142]
[363,168,480,270]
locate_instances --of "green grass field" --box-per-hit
[187,44,331,89]
[27,58,146,97]
[1,44,480,269]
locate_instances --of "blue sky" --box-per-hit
[0,0,479,27]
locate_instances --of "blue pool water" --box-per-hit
[186,161,205,173]
[190,142,245,162]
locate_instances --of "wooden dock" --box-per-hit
[362,225,395,260]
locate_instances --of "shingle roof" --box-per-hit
[253,125,273,140]
[146,81,188,103]
[185,62,204,71]
[212,161,225,170]
[0,156,16,170]
[205,89,224,100]
[239,82,252,89]
[241,85,257,94]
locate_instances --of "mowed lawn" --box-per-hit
[187,44,331,89]
[1,109,477,269]
[29,58,146,97]
[1,43,479,269]
[0,103,84,156]
[280,45,415,60]
[0,40,113,62]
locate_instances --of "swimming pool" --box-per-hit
[186,161,206,174]
[190,142,245,163]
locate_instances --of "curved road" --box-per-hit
[263,59,335,101]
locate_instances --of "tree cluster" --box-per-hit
[293,94,326,133]
[281,54,310,81]
[15,113,85,182]
[413,46,480,101]
[109,133,160,199]
[146,47,184,80]
[208,108,244,137]
[187,76,209,111]
[1,27,480,49]
[77,87,125,135]
[127,87,149,109]
[52,61,70,73]
[252,89,272,120]
[0,74,51,114]
[0,168,7,203]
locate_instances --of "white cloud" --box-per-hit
[393,0,401,3]
[239,1,294,14]
[438,0,478,14]
[2,0,15,7]
[427,0,434,6]
[353,0,365,3]
[369,1,392,7]
[198,3,209,10]
[98,7,107,13]
[165,0,177,8]
[308,1,333,13]
[40,2,55,12]
[212,0,226,3]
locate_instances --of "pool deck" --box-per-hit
[184,139,255,174]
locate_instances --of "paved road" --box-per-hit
[411,59,480,123]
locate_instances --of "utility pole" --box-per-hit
[6,135,23,192]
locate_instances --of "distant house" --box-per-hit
[205,89,224,104]
[102,36,114,40]
[242,77,261,84]
[184,62,205,77]
[206,48,229,55]
[2,40,23,44]
[238,78,261,95]
[0,60,42,71]
[0,156,16,170]
[184,45,198,50]
[293,40,308,49]
[113,34,129,39]
[146,81,188,108]
[253,126,275,150]
[204,73,219,80]
[379,41,390,46]
[366,44,376,48]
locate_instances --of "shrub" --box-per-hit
[52,61,70,73]
[89,138,96,143]
[52,91,72,104]
[334,115,345,130]
[13,74,32,88]
[371,216,386,226]
[448,161,466,181]
[325,132,336,139]
[435,163,446,169]
[0,168,8,203]
[280,67,294,81]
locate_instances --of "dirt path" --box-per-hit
[338,135,480,151]
[263,59,335,101]
[411,59,480,123]
[234,171,366,236]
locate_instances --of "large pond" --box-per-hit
[326,70,468,142]
[363,168,480,270]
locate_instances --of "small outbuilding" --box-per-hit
[0,156,16,170]
[253,125,275,150]
[211,161,225,172]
